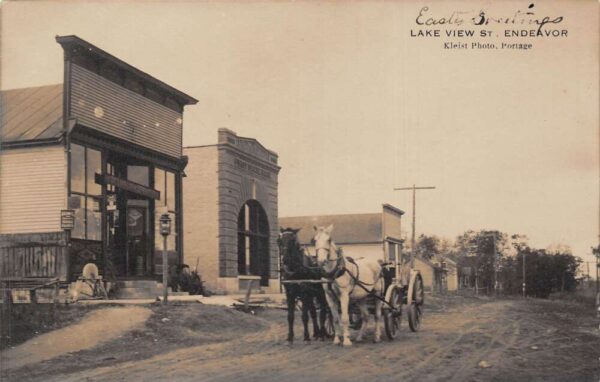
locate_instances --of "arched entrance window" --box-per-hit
[237,200,270,286]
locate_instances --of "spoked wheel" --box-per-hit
[384,287,403,340]
[323,309,335,338]
[408,274,424,332]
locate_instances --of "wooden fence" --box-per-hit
[0,232,68,281]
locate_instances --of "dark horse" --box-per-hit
[279,227,329,343]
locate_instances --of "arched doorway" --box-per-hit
[237,200,270,286]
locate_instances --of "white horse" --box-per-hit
[313,224,385,346]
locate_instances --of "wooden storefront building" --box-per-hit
[0,36,197,285]
[183,129,281,294]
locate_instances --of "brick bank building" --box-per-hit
[0,36,197,287]
[183,129,281,294]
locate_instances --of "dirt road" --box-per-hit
[5,296,599,382]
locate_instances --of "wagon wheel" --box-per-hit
[323,308,335,338]
[384,287,402,340]
[408,274,424,332]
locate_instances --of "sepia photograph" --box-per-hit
[0,1,598,381]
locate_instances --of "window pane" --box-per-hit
[128,165,149,186]
[71,144,85,193]
[86,198,102,241]
[155,169,165,206]
[388,242,396,262]
[71,195,86,239]
[87,148,102,196]
[107,163,115,192]
[166,171,176,211]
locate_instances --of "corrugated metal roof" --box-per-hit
[1,84,64,143]
[279,213,382,245]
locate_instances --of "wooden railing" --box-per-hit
[0,232,68,281]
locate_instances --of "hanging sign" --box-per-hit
[61,209,75,231]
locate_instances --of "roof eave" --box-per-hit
[55,35,198,106]
[1,136,64,150]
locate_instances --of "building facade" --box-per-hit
[0,36,197,283]
[280,204,405,265]
[183,129,281,294]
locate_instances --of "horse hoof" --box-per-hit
[355,337,363,343]
[343,340,353,347]
[333,337,340,345]
[373,338,381,344]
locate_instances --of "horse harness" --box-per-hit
[315,241,388,303]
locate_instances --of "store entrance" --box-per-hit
[106,157,156,278]
[125,200,149,276]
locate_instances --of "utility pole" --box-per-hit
[394,184,436,268]
[492,234,498,296]
[522,251,526,298]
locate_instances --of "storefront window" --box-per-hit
[87,198,102,240]
[71,195,85,239]
[87,149,102,195]
[166,171,176,211]
[71,144,85,193]
[154,168,178,274]
[70,143,102,241]
[155,168,165,206]
[128,165,149,186]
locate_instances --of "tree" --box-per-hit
[503,245,582,298]
[453,230,509,294]
[415,234,441,260]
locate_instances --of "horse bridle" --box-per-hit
[314,239,347,279]
[279,231,321,273]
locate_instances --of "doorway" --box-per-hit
[126,200,150,276]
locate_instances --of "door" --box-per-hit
[126,200,149,276]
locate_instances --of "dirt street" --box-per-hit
[3,295,599,382]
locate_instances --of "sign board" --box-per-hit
[95,173,160,200]
[61,209,75,231]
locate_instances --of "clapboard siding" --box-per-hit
[70,64,183,158]
[0,145,66,234]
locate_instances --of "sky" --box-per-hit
[1,1,598,266]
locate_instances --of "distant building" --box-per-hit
[0,36,197,284]
[430,255,459,293]
[280,204,406,265]
[183,129,281,294]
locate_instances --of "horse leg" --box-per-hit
[339,292,352,347]
[355,299,369,342]
[286,290,295,343]
[318,294,327,340]
[307,296,319,339]
[301,297,311,341]
[373,292,383,343]
[323,286,342,345]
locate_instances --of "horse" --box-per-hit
[313,224,385,346]
[279,227,329,343]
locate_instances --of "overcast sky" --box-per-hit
[1,1,598,265]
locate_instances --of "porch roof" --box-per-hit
[0,84,64,144]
